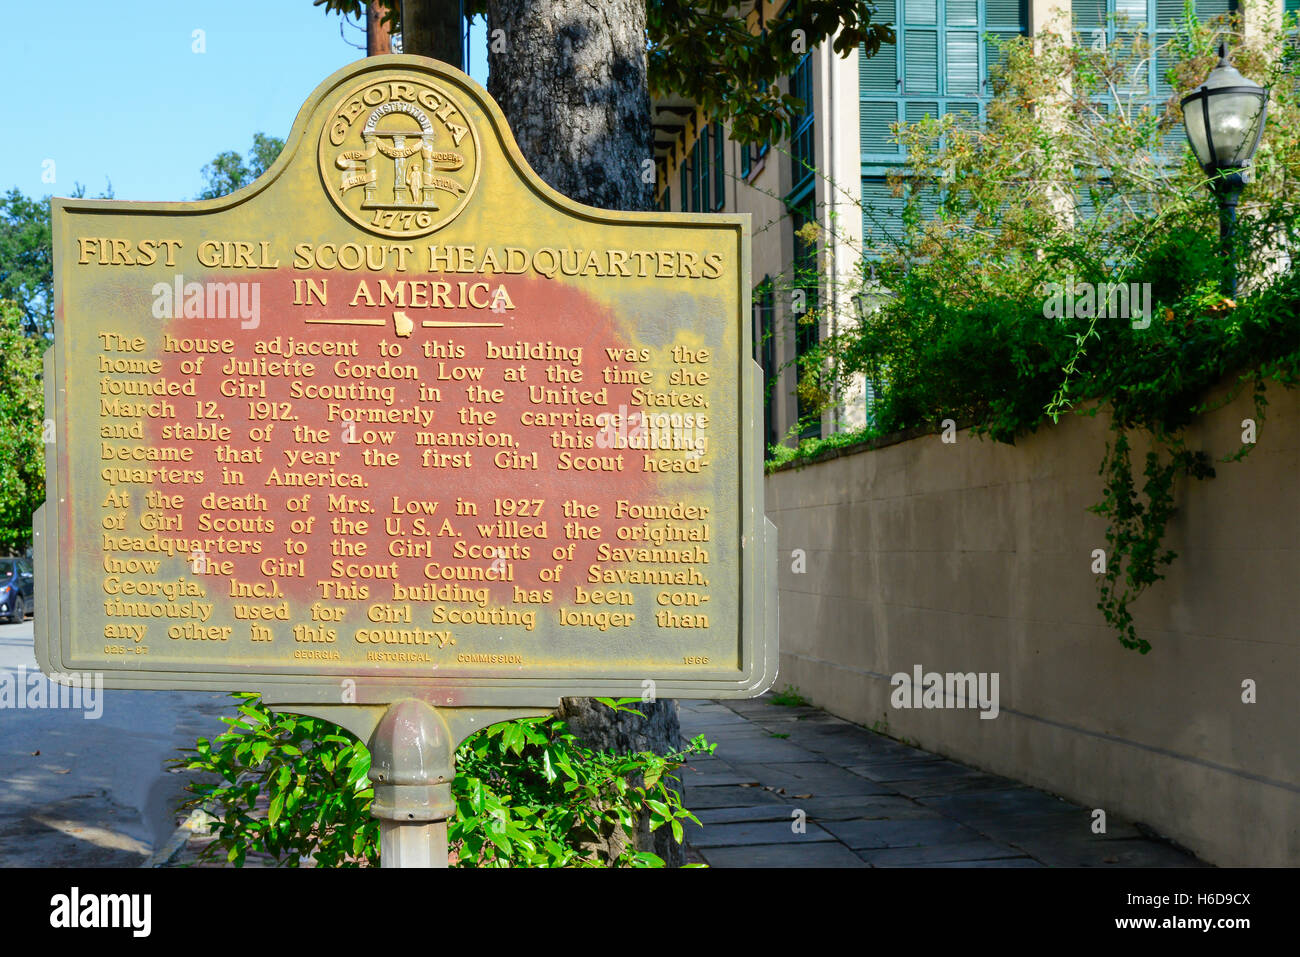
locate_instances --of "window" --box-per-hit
[1073,0,1234,103]
[790,53,816,194]
[738,127,771,181]
[680,122,717,212]
[713,121,726,210]
[860,176,906,258]
[859,0,1028,165]
[1071,0,1236,202]
[697,125,711,211]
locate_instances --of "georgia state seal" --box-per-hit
[319,76,480,238]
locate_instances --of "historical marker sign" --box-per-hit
[37,56,776,709]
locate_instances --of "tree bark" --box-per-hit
[485,0,654,212]
[367,1,393,56]
[485,0,682,866]
[400,0,463,68]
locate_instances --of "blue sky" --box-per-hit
[0,1,488,203]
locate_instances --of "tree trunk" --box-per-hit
[485,0,654,211]
[400,0,463,67]
[367,1,393,56]
[485,0,683,867]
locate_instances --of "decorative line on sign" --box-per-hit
[304,318,387,326]
[421,320,505,328]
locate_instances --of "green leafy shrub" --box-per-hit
[177,693,713,868]
[0,301,45,552]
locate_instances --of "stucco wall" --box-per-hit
[764,381,1300,866]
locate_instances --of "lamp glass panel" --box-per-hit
[1206,91,1266,166]
[1183,96,1212,168]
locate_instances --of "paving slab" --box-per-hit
[678,769,763,788]
[796,795,934,822]
[847,759,956,782]
[1011,836,1210,868]
[679,711,755,730]
[705,738,825,764]
[674,699,1203,869]
[887,772,1024,799]
[970,811,1142,845]
[845,759,984,784]
[683,785,788,809]
[917,787,1079,820]
[694,804,801,825]
[823,817,986,850]
[911,857,1046,868]
[810,743,926,765]
[692,724,796,739]
[685,819,836,848]
[730,769,900,798]
[857,840,1028,866]
[699,842,870,868]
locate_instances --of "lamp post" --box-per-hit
[1180,40,1269,296]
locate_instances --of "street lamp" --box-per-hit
[1180,40,1269,295]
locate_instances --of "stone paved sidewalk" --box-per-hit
[679,696,1206,868]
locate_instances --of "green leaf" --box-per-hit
[268,792,285,827]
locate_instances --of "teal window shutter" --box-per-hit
[860,100,900,154]
[713,121,726,209]
[1196,0,1232,15]
[790,53,816,192]
[691,126,710,213]
[689,143,699,212]
[699,126,711,211]
[860,0,1026,160]
[1115,0,1146,20]
[860,37,899,91]
[947,0,978,25]
[1073,0,1106,34]
[679,161,688,211]
[905,100,941,121]
[946,32,980,94]
[983,0,1022,25]
[860,177,905,256]
[911,0,939,24]
[986,0,1027,87]
[904,30,940,92]
[1156,0,1185,24]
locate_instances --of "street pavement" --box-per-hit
[0,619,231,866]
[679,697,1207,867]
[1,612,1204,870]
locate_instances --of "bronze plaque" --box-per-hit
[37,55,776,708]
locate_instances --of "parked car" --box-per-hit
[0,557,35,623]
